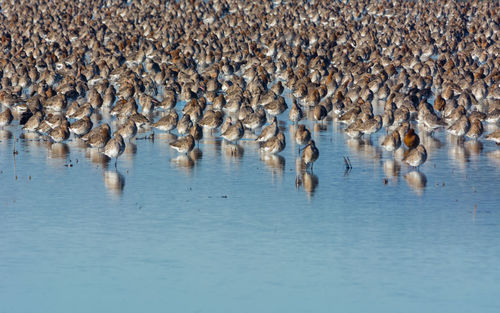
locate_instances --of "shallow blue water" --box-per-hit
[1,104,500,312]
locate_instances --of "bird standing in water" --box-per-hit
[104,134,125,169]
[404,128,420,149]
[295,124,311,153]
[169,134,195,155]
[403,144,427,169]
[302,140,319,172]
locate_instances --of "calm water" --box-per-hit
[1,100,500,312]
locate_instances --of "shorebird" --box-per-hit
[104,134,125,168]
[256,116,279,142]
[295,124,311,153]
[345,119,364,139]
[44,94,67,112]
[445,105,466,125]
[359,115,382,136]
[221,120,244,143]
[302,140,319,172]
[152,111,178,132]
[238,105,254,121]
[37,113,64,134]
[381,130,401,151]
[129,113,150,128]
[199,110,223,133]
[434,95,446,112]
[177,114,193,135]
[313,104,327,122]
[189,123,203,146]
[139,93,159,115]
[0,108,13,128]
[465,119,483,140]
[382,110,394,128]
[271,81,284,95]
[102,88,115,108]
[486,109,500,124]
[242,107,266,131]
[447,116,470,137]
[68,103,92,120]
[404,128,420,149]
[85,124,111,149]
[169,134,195,154]
[220,116,232,135]
[289,99,303,124]
[22,111,43,132]
[338,106,361,125]
[114,119,137,141]
[393,107,410,126]
[264,97,287,116]
[305,89,321,107]
[403,145,427,168]
[69,116,93,137]
[48,120,70,143]
[260,132,286,154]
[485,129,500,145]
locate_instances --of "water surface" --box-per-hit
[1,104,500,313]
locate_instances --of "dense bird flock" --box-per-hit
[0,0,499,172]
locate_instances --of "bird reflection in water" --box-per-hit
[295,157,319,200]
[313,122,328,135]
[288,124,298,153]
[190,147,203,161]
[302,171,319,199]
[155,132,178,150]
[69,137,90,149]
[19,132,45,156]
[419,128,444,152]
[222,141,244,164]
[198,137,221,158]
[124,142,137,156]
[347,137,382,166]
[171,154,195,175]
[404,171,427,196]
[448,142,467,170]
[103,170,125,198]
[19,131,40,141]
[119,142,137,166]
[85,147,110,168]
[260,153,285,183]
[0,129,12,147]
[46,142,70,167]
[0,129,12,139]
[446,133,466,147]
[393,146,406,161]
[464,140,483,159]
[487,150,500,166]
[383,159,401,184]
[242,128,258,140]
[168,143,201,174]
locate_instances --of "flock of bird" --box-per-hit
[0,0,499,177]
